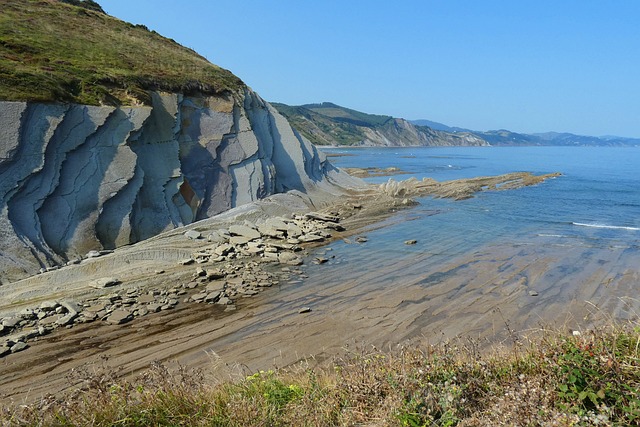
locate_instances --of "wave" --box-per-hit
[572,222,640,231]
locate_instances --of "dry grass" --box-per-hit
[2,322,639,426]
[0,0,244,105]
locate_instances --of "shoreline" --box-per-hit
[0,171,579,403]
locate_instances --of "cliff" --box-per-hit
[0,90,359,284]
[272,102,489,147]
[0,0,360,283]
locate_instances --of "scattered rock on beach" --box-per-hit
[298,307,312,314]
[184,230,202,240]
[89,277,120,289]
[404,239,418,245]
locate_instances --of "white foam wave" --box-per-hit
[572,222,640,231]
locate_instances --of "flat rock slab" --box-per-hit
[89,277,120,289]
[138,294,157,304]
[228,225,261,240]
[107,310,133,325]
[305,212,340,223]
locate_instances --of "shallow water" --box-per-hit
[322,146,640,259]
[304,147,640,332]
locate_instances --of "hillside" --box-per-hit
[0,0,244,105]
[272,102,488,147]
[410,121,640,147]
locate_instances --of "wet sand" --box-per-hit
[4,172,637,404]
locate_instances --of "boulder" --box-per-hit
[184,230,202,240]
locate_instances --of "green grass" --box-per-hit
[4,325,639,426]
[0,0,244,105]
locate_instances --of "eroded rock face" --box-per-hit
[0,88,358,283]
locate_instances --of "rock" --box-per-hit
[184,230,202,240]
[207,230,229,243]
[228,225,261,240]
[137,294,156,304]
[217,297,232,305]
[229,236,251,245]
[305,212,340,223]
[355,236,368,243]
[86,250,102,258]
[10,342,28,353]
[107,310,133,325]
[19,308,35,320]
[298,307,312,314]
[278,252,303,266]
[204,292,221,303]
[154,269,165,274]
[179,258,195,266]
[313,257,328,265]
[192,292,208,302]
[206,280,226,292]
[214,243,234,256]
[56,312,77,327]
[89,277,120,289]
[298,234,324,243]
[207,269,225,280]
[265,217,289,231]
[529,291,539,297]
[286,223,303,238]
[2,317,21,328]
[405,239,418,245]
[39,300,60,311]
[39,314,62,326]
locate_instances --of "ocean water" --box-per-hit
[323,146,640,252]
[291,146,640,338]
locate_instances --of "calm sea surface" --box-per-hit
[308,147,640,301]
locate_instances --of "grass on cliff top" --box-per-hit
[0,0,244,105]
[4,324,640,426]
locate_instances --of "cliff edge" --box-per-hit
[0,1,360,283]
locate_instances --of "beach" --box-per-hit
[4,169,632,404]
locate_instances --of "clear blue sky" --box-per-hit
[100,1,640,137]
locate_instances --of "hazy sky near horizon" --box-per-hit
[100,1,640,137]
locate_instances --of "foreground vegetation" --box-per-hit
[3,325,639,426]
[0,0,244,105]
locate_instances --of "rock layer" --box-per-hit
[0,89,359,283]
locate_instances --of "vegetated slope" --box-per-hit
[0,0,244,105]
[272,102,489,147]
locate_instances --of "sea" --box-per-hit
[296,146,640,341]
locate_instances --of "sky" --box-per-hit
[99,1,640,137]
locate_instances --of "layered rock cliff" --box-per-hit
[0,90,358,284]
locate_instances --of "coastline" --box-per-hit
[0,170,607,404]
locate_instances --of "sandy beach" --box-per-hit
[3,171,636,404]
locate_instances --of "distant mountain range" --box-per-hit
[272,102,640,147]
